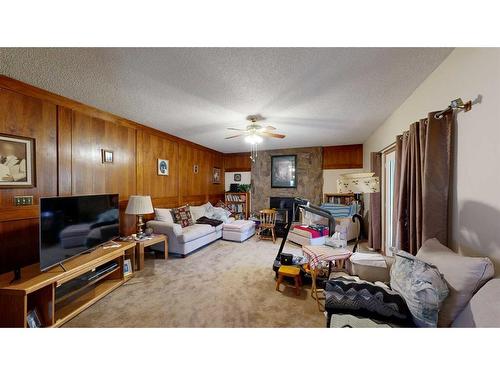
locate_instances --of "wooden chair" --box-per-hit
[257,209,277,243]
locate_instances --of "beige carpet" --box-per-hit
[63,237,325,328]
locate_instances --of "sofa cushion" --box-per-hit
[452,279,500,327]
[178,224,215,243]
[171,205,194,228]
[189,205,207,221]
[223,220,255,232]
[390,250,449,327]
[154,208,174,224]
[416,238,495,327]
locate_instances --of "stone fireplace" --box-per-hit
[251,147,323,214]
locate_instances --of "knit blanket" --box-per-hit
[196,216,224,227]
[325,275,415,327]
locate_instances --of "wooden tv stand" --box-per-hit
[0,241,136,328]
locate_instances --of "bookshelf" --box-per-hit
[323,193,355,205]
[225,192,250,220]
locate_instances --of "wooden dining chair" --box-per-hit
[257,209,277,243]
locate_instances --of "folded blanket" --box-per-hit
[196,216,224,227]
[325,276,415,327]
[292,225,329,238]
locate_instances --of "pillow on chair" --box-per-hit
[416,238,494,327]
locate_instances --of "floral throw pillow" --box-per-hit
[171,205,194,228]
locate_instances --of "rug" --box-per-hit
[63,237,325,327]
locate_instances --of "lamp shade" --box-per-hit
[125,195,154,215]
[337,172,380,194]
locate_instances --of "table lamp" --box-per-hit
[125,195,154,238]
[337,172,380,251]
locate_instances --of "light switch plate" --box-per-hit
[14,196,33,206]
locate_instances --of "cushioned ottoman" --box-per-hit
[222,220,256,242]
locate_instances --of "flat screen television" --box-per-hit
[39,194,120,271]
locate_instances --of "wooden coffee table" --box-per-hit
[132,234,168,271]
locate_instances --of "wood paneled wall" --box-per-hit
[0,75,224,273]
[223,152,251,172]
[322,144,363,169]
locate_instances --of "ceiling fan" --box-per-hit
[225,114,286,142]
[225,114,285,162]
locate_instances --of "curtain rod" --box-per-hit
[434,97,474,119]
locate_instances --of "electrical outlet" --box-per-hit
[14,196,33,206]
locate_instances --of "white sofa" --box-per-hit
[146,203,234,257]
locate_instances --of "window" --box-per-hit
[381,148,396,255]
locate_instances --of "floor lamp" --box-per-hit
[337,172,380,251]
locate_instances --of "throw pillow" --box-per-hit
[390,250,449,328]
[215,200,234,214]
[212,207,232,222]
[170,205,194,228]
[189,205,207,221]
[154,208,174,224]
[416,238,494,327]
[202,202,215,218]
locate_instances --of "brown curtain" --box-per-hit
[368,152,382,250]
[394,111,452,254]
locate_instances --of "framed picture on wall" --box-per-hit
[234,173,241,182]
[101,149,114,163]
[271,155,297,188]
[158,159,169,176]
[0,133,36,188]
[212,167,221,184]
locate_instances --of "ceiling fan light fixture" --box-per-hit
[244,134,263,144]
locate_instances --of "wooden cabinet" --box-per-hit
[224,152,251,172]
[322,144,363,169]
[0,242,136,328]
[225,192,250,219]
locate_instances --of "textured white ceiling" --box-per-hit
[0,48,452,152]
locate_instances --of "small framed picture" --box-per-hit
[212,167,221,184]
[101,149,114,164]
[0,133,36,188]
[158,159,169,176]
[234,173,241,182]
[123,259,133,276]
[193,164,199,174]
[26,309,42,328]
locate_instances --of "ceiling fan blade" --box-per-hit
[261,132,286,139]
[264,125,276,131]
[227,127,247,131]
[225,134,242,139]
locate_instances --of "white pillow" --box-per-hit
[202,202,215,217]
[212,207,232,222]
[154,208,174,224]
[189,205,207,221]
